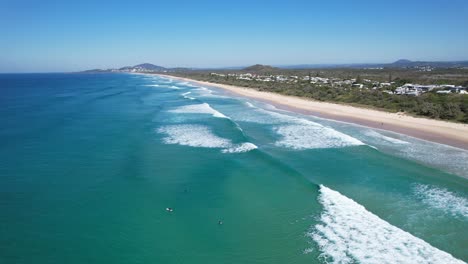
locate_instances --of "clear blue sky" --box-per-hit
[1,0,468,72]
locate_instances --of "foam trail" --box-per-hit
[275,124,364,150]
[413,184,468,218]
[176,81,197,87]
[222,142,258,153]
[158,77,173,83]
[157,125,256,153]
[364,130,409,144]
[245,102,255,108]
[195,87,212,94]
[157,125,231,148]
[168,103,229,119]
[181,92,195,100]
[193,87,228,98]
[145,84,180,89]
[308,185,464,264]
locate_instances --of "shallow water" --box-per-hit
[0,73,467,263]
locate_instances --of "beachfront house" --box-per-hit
[395,84,436,96]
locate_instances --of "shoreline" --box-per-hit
[155,74,468,150]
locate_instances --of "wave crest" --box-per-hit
[157,125,256,154]
[275,124,364,150]
[168,103,228,119]
[308,185,464,264]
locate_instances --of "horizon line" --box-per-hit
[2,58,468,74]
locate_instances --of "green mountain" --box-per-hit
[243,64,279,72]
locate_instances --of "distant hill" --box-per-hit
[386,59,468,68]
[278,60,468,69]
[82,63,169,73]
[243,64,279,72]
[391,59,413,66]
[119,63,167,72]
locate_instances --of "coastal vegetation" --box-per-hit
[170,67,468,123]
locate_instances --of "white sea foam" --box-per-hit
[230,107,364,149]
[158,78,173,83]
[181,92,195,100]
[175,81,198,88]
[222,142,258,153]
[176,81,190,86]
[195,87,212,93]
[145,84,180,89]
[356,128,468,178]
[308,185,464,264]
[275,124,364,150]
[364,130,409,144]
[157,125,231,148]
[157,125,256,153]
[168,103,228,119]
[413,184,468,218]
[192,87,228,98]
[245,102,255,108]
[230,106,304,124]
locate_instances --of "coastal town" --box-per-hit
[209,72,468,96]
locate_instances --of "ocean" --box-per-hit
[0,73,467,263]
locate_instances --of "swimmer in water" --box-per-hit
[166,208,173,212]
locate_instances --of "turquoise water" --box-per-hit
[0,73,467,263]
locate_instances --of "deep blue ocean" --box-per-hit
[1,73,467,263]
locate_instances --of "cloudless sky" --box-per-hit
[1,0,468,72]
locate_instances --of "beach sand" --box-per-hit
[155,74,468,150]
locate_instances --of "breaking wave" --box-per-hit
[222,142,258,153]
[181,92,195,100]
[168,103,229,118]
[157,125,230,148]
[308,185,464,264]
[192,87,228,98]
[157,124,257,153]
[145,84,180,89]
[275,124,364,150]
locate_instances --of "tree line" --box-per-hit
[172,72,468,123]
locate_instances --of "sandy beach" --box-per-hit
[156,74,468,150]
